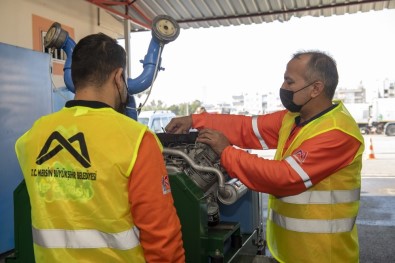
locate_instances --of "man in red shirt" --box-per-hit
[166,51,364,263]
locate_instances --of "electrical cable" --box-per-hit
[49,49,70,103]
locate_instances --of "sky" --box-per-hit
[124,8,395,106]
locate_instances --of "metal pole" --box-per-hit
[123,17,131,78]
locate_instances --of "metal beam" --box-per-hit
[86,0,151,30]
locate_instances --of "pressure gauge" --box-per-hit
[151,15,180,44]
[44,22,68,49]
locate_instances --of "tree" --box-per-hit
[190,100,203,114]
[139,99,203,116]
[140,99,168,111]
[169,100,203,116]
[168,104,181,115]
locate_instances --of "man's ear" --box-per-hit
[113,68,124,90]
[312,81,324,98]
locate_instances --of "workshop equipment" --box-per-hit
[157,132,263,262]
[44,15,180,120]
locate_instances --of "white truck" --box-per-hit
[343,103,371,134]
[371,98,395,136]
[344,98,395,136]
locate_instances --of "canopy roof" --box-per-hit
[87,0,395,31]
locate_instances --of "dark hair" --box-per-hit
[71,33,126,89]
[292,51,338,99]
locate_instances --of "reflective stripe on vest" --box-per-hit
[269,209,356,233]
[284,156,312,188]
[252,116,269,150]
[280,188,360,204]
[32,226,140,250]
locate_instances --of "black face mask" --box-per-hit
[279,81,315,112]
[117,74,129,114]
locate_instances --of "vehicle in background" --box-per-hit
[344,102,371,134]
[371,98,395,136]
[137,110,176,133]
[344,98,395,136]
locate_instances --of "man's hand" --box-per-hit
[196,129,230,156]
[165,116,193,134]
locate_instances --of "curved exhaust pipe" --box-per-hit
[163,148,248,205]
[125,36,162,119]
[163,148,228,195]
[44,22,76,93]
[44,15,180,120]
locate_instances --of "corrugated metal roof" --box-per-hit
[87,0,395,31]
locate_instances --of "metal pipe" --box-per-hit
[124,39,163,120]
[163,148,230,199]
[127,38,162,94]
[124,17,131,78]
[60,30,162,97]
[45,23,163,120]
[44,15,179,120]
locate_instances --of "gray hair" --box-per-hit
[292,50,338,99]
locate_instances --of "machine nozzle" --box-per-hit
[151,15,180,44]
[44,22,69,49]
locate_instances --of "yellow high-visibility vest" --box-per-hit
[267,102,364,263]
[15,105,151,263]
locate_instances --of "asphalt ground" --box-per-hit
[356,135,395,263]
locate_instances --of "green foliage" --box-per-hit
[140,99,203,116]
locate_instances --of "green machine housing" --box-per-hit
[157,133,263,262]
[169,172,242,262]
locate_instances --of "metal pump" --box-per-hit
[44,15,180,120]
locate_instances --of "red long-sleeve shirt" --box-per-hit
[129,131,185,262]
[192,110,361,197]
